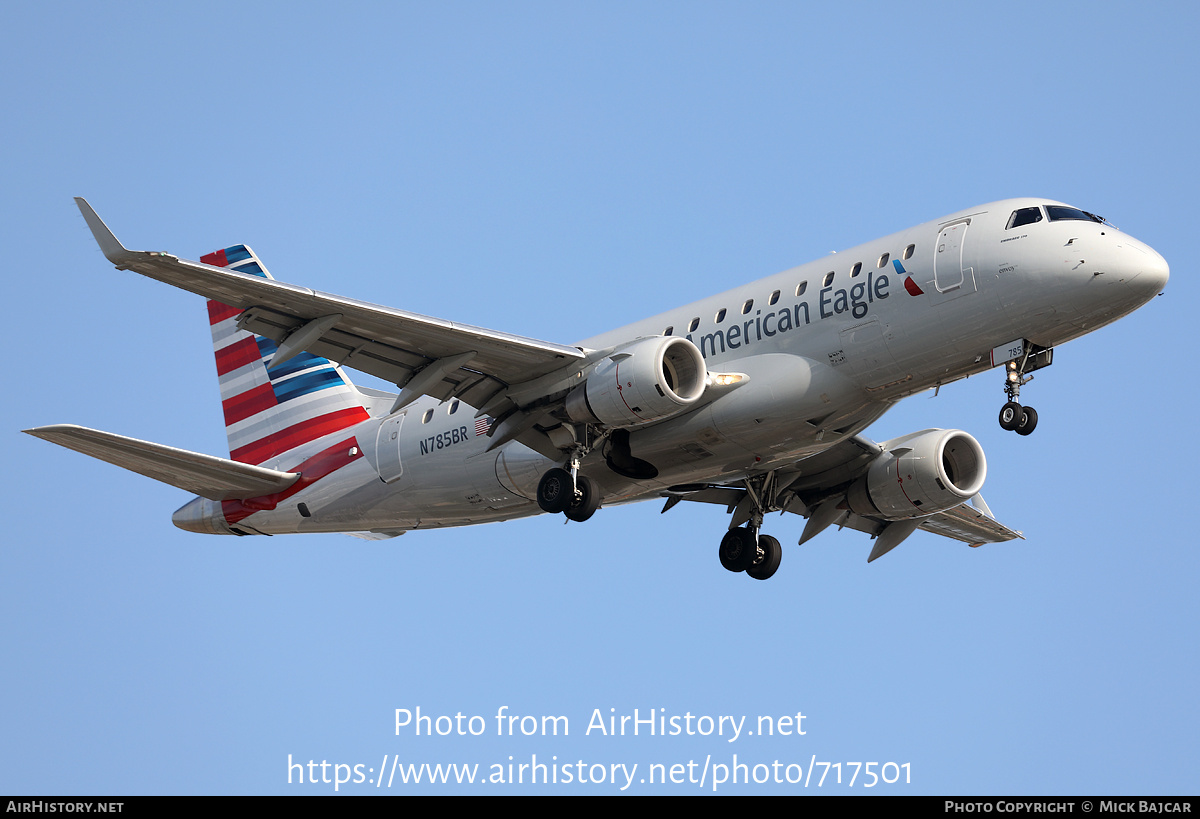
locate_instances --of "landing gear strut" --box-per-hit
[748,534,782,581]
[566,475,600,522]
[998,343,1052,436]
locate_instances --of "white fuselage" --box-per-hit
[177,198,1168,536]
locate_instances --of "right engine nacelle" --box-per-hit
[846,429,987,521]
[566,336,706,428]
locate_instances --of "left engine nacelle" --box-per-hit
[846,429,987,520]
[566,336,707,427]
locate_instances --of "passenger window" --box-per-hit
[689,317,699,332]
[422,409,433,424]
[664,326,673,336]
[849,263,861,278]
[823,271,835,287]
[769,289,780,305]
[1006,207,1043,230]
[715,308,727,324]
[741,299,753,314]
[903,244,915,260]
[795,281,807,297]
[448,400,459,415]
[877,253,889,268]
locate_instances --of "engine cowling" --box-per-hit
[566,336,706,427]
[846,429,986,520]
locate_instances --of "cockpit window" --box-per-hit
[1046,205,1104,224]
[1006,207,1043,230]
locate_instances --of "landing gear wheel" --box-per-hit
[1015,405,1038,436]
[999,401,1023,431]
[747,534,782,581]
[536,468,573,514]
[565,475,601,522]
[719,528,757,573]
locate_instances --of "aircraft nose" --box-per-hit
[1140,245,1170,292]
[1067,235,1167,327]
[1119,239,1170,307]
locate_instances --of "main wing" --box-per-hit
[662,434,1022,558]
[75,199,586,421]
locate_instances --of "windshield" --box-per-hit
[1006,207,1043,230]
[1046,205,1104,224]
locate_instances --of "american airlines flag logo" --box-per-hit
[475,417,493,436]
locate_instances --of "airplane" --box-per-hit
[24,197,1169,580]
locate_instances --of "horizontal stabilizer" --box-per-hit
[24,424,299,501]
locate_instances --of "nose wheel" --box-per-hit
[999,401,1038,436]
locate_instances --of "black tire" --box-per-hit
[999,401,1023,431]
[747,534,783,581]
[1016,405,1038,436]
[718,528,756,573]
[565,475,601,522]
[536,468,573,514]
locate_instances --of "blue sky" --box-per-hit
[3,1,1197,794]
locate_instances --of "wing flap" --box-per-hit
[24,424,299,501]
[788,497,1021,546]
[918,501,1023,545]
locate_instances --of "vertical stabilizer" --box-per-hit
[203,245,370,465]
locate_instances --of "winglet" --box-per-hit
[74,197,139,267]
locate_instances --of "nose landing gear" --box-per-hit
[997,343,1052,436]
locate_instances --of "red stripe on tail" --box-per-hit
[222,436,364,524]
[221,382,278,426]
[229,407,370,464]
[201,249,229,267]
[214,336,265,377]
[207,301,241,325]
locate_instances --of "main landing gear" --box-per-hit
[997,343,1053,436]
[536,445,602,522]
[716,472,784,580]
[719,527,782,581]
[537,468,600,522]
